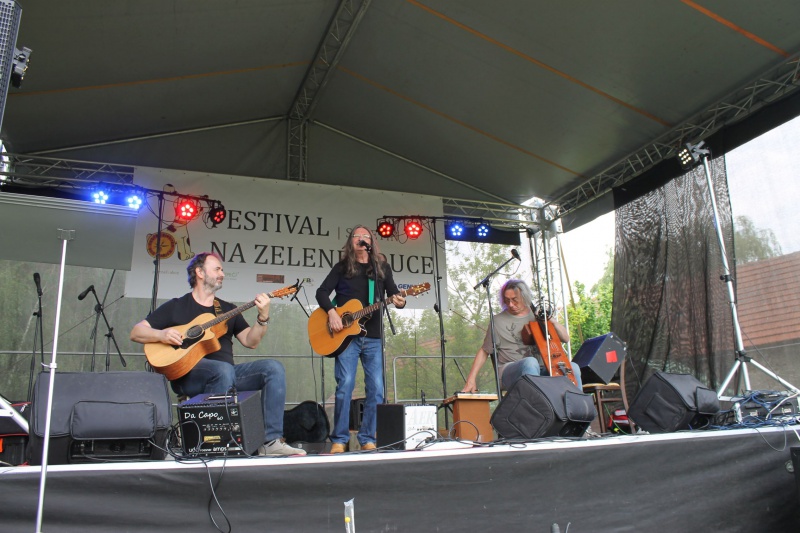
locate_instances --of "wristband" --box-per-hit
[256,315,270,326]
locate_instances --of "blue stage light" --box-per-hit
[476,223,490,238]
[126,193,143,210]
[91,189,109,204]
[448,221,464,238]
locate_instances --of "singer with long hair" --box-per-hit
[315,225,406,454]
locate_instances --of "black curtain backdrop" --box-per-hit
[612,156,735,400]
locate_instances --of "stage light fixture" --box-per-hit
[209,202,227,227]
[677,141,709,170]
[476,223,490,238]
[10,46,32,88]
[404,220,423,239]
[126,193,143,210]
[377,219,395,238]
[447,221,465,238]
[91,188,109,204]
[175,197,200,221]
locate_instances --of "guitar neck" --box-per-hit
[200,287,292,330]
[351,288,408,321]
[202,300,256,330]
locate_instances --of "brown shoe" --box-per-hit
[330,443,346,454]
[360,442,377,451]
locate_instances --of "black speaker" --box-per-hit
[628,371,720,433]
[179,391,264,456]
[490,375,596,439]
[29,372,172,465]
[349,397,366,430]
[573,332,626,385]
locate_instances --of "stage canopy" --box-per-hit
[2,1,800,226]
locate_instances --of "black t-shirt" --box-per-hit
[315,261,400,338]
[145,293,249,366]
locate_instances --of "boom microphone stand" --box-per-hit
[681,141,799,399]
[80,276,127,372]
[473,249,522,396]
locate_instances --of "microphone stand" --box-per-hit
[85,274,126,371]
[289,281,326,409]
[473,253,519,396]
[366,243,390,401]
[28,275,45,402]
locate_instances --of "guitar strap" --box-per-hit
[331,279,375,306]
[213,298,223,316]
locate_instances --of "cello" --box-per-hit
[521,302,578,386]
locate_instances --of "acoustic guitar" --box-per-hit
[521,305,578,386]
[308,283,430,357]
[144,282,299,380]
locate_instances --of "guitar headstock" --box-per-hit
[404,282,431,297]
[269,280,300,300]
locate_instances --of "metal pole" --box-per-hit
[36,229,74,533]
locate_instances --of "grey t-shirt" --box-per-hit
[481,310,541,379]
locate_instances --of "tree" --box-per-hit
[733,215,782,263]
[567,248,613,354]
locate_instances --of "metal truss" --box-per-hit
[442,197,538,229]
[546,53,800,219]
[287,0,372,181]
[0,153,134,190]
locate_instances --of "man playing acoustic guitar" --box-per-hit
[315,225,406,454]
[130,252,306,456]
[461,279,582,395]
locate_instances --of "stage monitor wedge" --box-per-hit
[573,332,626,384]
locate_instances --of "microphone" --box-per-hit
[358,240,372,251]
[511,249,520,260]
[78,285,95,301]
[33,272,42,296]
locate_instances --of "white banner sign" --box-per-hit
[125,167,445,309]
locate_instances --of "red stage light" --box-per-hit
[377,220,395,238]
[209,203,227,226]
[404,220,423,239]
[175,197,199,222]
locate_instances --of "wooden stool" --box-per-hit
[582,383,623,433]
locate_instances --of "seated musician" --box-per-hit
[130,252,306,457]
[460,279,582,394]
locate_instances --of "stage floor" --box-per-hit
[2,427,799,532]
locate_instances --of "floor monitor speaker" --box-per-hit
[490,375,595,439]
[29,371,172,465]
[628,371,720,433]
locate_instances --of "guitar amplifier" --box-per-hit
[179,391,264,457]
[376,404,437,450]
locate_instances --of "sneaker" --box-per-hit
[360,442,377,451]
[258,439,307,456]
[329,442,347,454]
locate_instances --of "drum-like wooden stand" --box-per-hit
[443,393,498,442]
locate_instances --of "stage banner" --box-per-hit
[125,167,444,309]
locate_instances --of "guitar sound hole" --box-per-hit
[341,314,353,328]
[185,325,203,339]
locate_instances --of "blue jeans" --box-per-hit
[501,357,583,390]
[171,358,287,442]
[332,337,384,445]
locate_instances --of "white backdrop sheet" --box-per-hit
[125,167,445,309]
